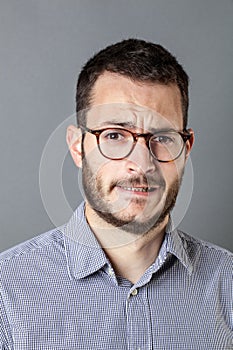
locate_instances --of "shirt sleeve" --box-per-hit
[0,288,12,349]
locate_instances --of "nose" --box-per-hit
[125,137,157,175]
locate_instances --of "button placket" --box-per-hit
[126,286,152,350]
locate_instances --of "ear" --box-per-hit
[66,125,83,168]
[185,128,195,160]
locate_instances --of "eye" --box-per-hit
[101,129,128,142]
[152,134,175,144]
[106,132,124,140]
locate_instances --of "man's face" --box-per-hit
[71,72,193,235]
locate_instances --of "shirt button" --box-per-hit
[108,267,114,276]
[131,288,138,296]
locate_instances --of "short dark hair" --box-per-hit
[76,38,189,128]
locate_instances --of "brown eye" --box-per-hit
[105,132,124,140]
[101,129,130,142]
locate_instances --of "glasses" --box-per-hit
[81,126,192,163]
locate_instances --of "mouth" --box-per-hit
[118,186,156,193]
[111,177,165,198]
[115,185,160,197]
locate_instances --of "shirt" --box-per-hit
[0,202,232,350]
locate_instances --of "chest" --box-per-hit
[3,271,232,350]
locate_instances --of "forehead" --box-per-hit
[85,103,179,131]
[85,72,183,130]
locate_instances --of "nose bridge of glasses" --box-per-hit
[128,132,155,164]
[134,132,153,154]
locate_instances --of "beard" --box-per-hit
[81,152,183,236]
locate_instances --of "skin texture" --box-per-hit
[67,72,194,283]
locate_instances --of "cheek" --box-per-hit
[83,135,99,159]
[83,136,108,172]
[83,137,127,181]
[160,159,185,186]
[96,161,124,185]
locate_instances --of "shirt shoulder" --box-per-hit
[177,230,233,272]
[0,227,68,349]
[0,227,65,266]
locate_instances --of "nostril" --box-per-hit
[128,162,141,173]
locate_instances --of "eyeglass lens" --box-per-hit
[98,129,184,161]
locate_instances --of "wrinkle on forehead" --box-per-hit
[84,103,180,132]
[89,72,183,127]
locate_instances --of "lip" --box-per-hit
[116,185,160,196]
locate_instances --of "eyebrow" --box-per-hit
[97,121,178,133]
[98,121,136,128]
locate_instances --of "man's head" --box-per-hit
[67,38,194,238]
[76,38,189,129]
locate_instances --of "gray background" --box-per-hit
[0,0,233,252]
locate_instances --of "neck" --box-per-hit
[85,204,168,284]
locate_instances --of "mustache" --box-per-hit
[110,175,165,190]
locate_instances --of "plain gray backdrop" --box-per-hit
[0,0,233,252]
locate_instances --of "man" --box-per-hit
[0,39,232,349]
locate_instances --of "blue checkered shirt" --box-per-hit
[0,202,232,349]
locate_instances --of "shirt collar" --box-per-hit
[165,228,194,275]
[63,202,108,280]
[63,202,193,280]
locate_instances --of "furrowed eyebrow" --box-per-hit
[149,127,178,133]
[94,121,179,134]
[97,121,136,129]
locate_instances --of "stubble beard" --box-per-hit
[81,155,183,236]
